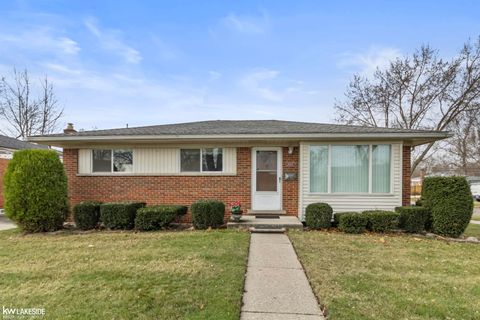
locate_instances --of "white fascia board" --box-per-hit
[28,132,451,143]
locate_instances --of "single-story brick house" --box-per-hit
[29,120,449,221]
[0,135,51,208]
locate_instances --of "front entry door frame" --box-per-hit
[251,147,283,211]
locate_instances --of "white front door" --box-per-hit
[252,147,282,211]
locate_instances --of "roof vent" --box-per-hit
[64,123,77,135]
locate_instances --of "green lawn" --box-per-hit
[0,229,250,319]
[290,231,480,320]
[464,223,480,237]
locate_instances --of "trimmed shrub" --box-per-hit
[395,206,430,233]
[191,200,225,229]
[4,149,68,232]
[172,205,188,216]
[100,202,146,230]
[135,205,180,231]
[305,203,333,229]
[333,212,351,227]
[338,212,367,234]
[74,201,102,230]
[363,210,399,233]
[421,176,473,237]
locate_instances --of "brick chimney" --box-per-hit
[63,123,77,134]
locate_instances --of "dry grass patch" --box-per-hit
[0,229,249,319]
[289,230,480,320]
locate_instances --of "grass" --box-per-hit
[0,229,250,319]
[464,223,480,238]
[289,230,480,320]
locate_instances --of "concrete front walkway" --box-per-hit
[241,233,324,320]
[0,213,16,231]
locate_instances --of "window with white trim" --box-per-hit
[92,149,133,173]
[180,148,223,172]
[309,144,391,193]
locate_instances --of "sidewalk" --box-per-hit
[0,212,17,231]
[241,233,324,319]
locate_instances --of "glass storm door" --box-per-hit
[252,147,282,210]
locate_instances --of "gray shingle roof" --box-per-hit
[0,135,49,150]
[31,120,448,137]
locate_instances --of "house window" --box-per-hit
[331,145,369,193]
[310,146,328,192]
[372,145,391,193]
[180,148,223,172]
[309,144,391,194]
[92,149,133,173]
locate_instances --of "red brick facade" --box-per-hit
[63,144,411,220]
[282,147,299,215]
[63,147,300,222]
[0,158,9,208]
[402,145,412,206]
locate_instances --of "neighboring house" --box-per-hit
[29,120,450,221]
[0,135,50,208]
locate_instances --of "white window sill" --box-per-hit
[77,172,236,177]
[307,192,396,197]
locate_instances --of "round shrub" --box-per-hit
[4,149,68,232]
[100,202,146,230]
[395,206,430,233]
[74,201,102,230]
[422,176,473,237]
[135,205,179,231]
[191,200,225,229]
[338,212,367,234]
[363,210,399,233]
[305,202,333,229]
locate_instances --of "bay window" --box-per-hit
[309,144,391,194]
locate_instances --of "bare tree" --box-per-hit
[335,38,480,174]
[0,68,63,139]
[440,109,480,175]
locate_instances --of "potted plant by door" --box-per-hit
[230,201,243,222]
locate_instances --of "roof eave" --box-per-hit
[28,132,451,147]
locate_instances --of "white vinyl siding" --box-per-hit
[299,142,402,220]
[135,148,179,174]
[77,147,236,175]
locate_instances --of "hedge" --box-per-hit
[135,205,182,231]
[100,202,146,230]
[191,200,225,229]
[421,176,473,237]
[338,212,367,234]
[395,206,430,233]
[363,210,399,233]
[4,149,68,232]
[74,201,102,230]
[333,212,351,227]
[305,203,333,229]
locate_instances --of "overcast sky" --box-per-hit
[1,0,479,132]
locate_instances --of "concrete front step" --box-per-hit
[247,209,286,215]
[227,215,303,230]
[249,227,286,234]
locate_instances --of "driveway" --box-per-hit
[0,212,16,231]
